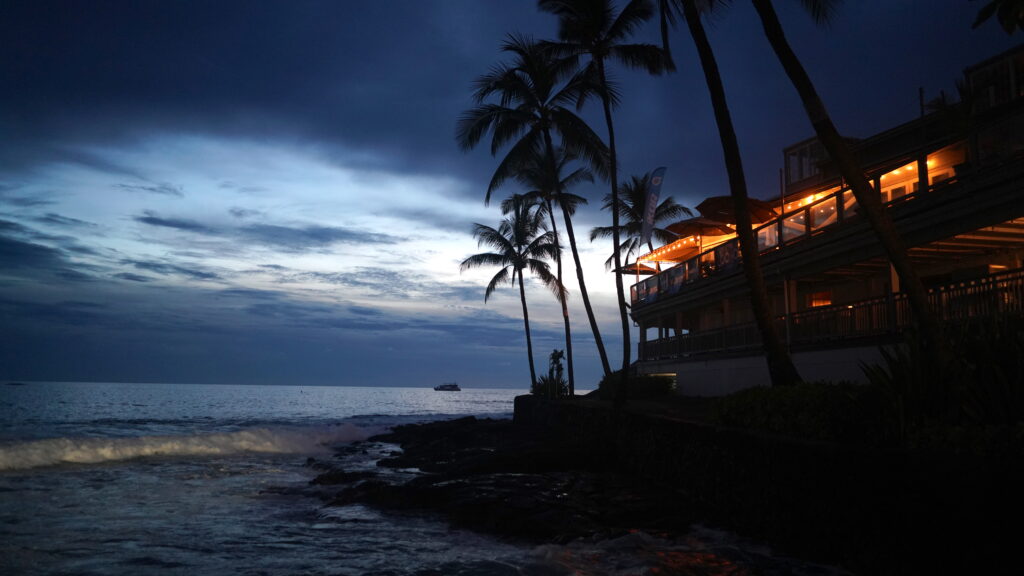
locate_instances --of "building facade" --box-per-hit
[630,46,1024,396]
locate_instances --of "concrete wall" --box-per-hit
[636,344,889,396]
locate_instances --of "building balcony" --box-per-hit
[638,267,1024,362]
[630,154,1024,315]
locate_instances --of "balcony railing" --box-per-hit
[631,171,966,308]
[638,268,1024,362]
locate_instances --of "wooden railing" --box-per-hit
[639,268,1024,361]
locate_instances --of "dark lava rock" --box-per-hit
[331,416,695,543]
[309,469,376,486]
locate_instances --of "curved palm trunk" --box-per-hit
[561,211,606,394]
[517,267,539,388]
[596,58,633,403]
[541,129,611,385]
[750,0,947,362]
[682,0,801,386]
[545,198,575,397]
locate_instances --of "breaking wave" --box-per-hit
[0,424,369,471]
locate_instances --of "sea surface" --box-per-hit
[0,381,847,575]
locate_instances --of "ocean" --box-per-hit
[0,381,846,575]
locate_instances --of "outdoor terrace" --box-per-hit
[630,149,1024,312]
[639,267,1024,361]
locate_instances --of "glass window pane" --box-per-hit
[757,223,778,251]
[842,190,859,220]
[811,196,837,230]
[782,212,806,243]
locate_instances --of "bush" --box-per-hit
[597,370,675,399]
[713,381,894,446]
[861,317,1024,452]
[532,349,568,397]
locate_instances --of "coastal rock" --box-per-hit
[332,417,695,543]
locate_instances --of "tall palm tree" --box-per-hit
[457,34,613,377]
[973,0,1024,33]
[461,195,560,388]
[662,0,802,386]
[591,171,692,271]
[538,0,670,396]
[504,145,594,395]
[748,0,948,362]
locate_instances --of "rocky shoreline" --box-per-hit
[303,398,1024,575]
[310,416,698,544]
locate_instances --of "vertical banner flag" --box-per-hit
[640,167,666,246]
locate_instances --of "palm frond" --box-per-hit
[610,43,670,75]
[797,0,841,27]
[484,266,513,302]
[608,0,656,43]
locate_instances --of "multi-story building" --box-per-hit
[630,45,1024,396]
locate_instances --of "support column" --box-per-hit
[917,155,929,194]
[783,278,796,347]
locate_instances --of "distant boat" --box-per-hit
[434,382,461,391]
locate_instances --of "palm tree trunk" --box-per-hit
[750,0,948,361]
[561,210,608,393]
[540,128,610,386]
[545,198,575,396]
[682,0,801,386]
[596,57,633,402]
[517,268,539,388]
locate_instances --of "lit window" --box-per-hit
[808,291,832,308]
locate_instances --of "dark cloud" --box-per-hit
[0,234,67,270]
[0,299,108,326]
[116,182,184,197]
[33,213,98,228]
[122,258,220,281]
[238,224,401,252]
[133,210,401,252]
[113,272,151,282]
[1,195,54,208]
[133,211,214,234]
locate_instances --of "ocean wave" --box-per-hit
[0,424,369,471]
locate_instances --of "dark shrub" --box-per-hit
[861,317,1024,452]
[714,381,894,446]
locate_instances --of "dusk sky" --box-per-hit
[1,1,1017,388]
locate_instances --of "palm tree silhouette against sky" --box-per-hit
[747,0,950,364]
[591,171,691,272]
[457,34,613,378]
[663,0,802,386]
[461,194,559,388]
[538,0,670,398]
[973,0,1024,33]
[507,146,594,395]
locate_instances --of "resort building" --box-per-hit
[630,45,1024,396]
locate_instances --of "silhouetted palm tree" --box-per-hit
[457,34,613,377]
[461,195,560,387]
[662,0,802,386]
[538,0,670,396]
[591,171,692,271]
[504,146,594,395]
[748,0,948,361]
[973,0,1024,33]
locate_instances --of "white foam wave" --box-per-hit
[0,424,369,471]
